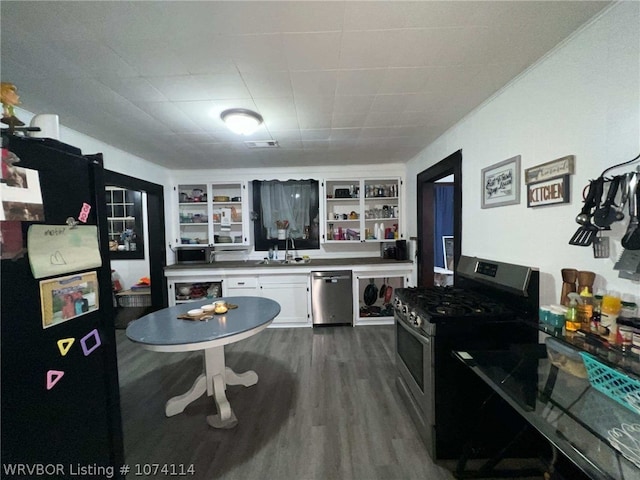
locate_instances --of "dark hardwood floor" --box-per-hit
[116,326,457,480]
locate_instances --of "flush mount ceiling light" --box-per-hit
[220,108,263,135]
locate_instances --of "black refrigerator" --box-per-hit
[1,134,124,479]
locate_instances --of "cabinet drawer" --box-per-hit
[258,274,308,285]
[227,276,258,289]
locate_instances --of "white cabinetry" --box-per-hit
[224,274,310,327]
[174,181,249,247]
[225,276,259,297]
[323,177,401,244]
[259,275,310,327]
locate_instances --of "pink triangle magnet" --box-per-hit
[46,370,65,390]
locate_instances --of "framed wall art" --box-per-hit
[481,155,521,209]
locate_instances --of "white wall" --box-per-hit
[406,2,640,304]
[14,107,173,288]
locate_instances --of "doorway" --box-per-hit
[416,150,462,287]
[104,169,168,313]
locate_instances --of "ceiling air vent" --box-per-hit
[244,140,279,149]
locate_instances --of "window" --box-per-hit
[105,186,144,259]
[252,179,320,251]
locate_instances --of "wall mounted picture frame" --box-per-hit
[524,155,574,184]
[527,175,570,207]
[481,155,521,209]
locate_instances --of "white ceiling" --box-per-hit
[1,1,610,170]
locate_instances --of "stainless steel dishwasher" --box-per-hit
[311,271,353,326]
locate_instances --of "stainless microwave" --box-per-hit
[176,247,209,264]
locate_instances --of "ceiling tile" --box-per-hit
[242,71,294,98]
[339,30,402,69]
[290,70,338,96]
[343,2,409,30]
[332,95,375,114]
[283,32,342,70]
[336,69,385,96]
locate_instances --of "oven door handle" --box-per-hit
[396,316,431,345]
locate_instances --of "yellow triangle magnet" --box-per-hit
[57,338,75,356]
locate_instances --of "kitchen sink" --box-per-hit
[255,259,310,265]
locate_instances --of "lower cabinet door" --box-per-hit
[260,283,309,326]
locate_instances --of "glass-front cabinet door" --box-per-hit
[324,179,361,243]
[322,177,401,244]
[211,182,248,246]
[174,181,248,247]
[362,179,400,241]
[176,183,210,246]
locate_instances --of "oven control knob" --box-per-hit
[402,305,409,315]
[414,315,423,327]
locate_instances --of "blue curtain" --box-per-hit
[434,185,454,268]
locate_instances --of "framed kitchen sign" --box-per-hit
[481,155,521,208]
[524,155,574,184]
[527,175,570,207]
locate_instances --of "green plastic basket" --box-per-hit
[580,352,640,415]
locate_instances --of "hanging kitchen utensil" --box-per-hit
[615,172,632,222]
[593,175,621,228]
[569,177,604,246]
[592,231,610,258]
[384,285,393,303]
[379,277,387,298]
[364,278,378,306]
[621,172,640,250]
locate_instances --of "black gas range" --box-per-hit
[394,256,540,462]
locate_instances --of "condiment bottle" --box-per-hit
[578,287,593,331]
[564,293,581,334]
[601,293,622,341]
[591,294,602,333]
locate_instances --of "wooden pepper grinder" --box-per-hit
[561,268,578,306]
[577,271,596,294]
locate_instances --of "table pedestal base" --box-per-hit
[164,346,258,428]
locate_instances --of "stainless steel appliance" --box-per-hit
[311,271,353,326]
[394,255,539,461]
[176,246,210,264]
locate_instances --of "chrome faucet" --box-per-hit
[285,234,295,262]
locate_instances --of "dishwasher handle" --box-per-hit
[311,271,352,282]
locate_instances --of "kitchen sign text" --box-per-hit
[527,175,570,207]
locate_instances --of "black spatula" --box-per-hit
[569,178,603,247]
